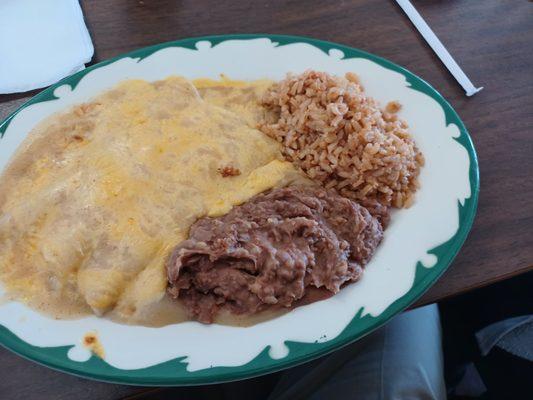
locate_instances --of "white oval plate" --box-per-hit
[0,35,479,385]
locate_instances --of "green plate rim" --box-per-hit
[0,34,479,386]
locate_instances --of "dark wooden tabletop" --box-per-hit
[0,0,532,398]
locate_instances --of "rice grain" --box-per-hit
[260,70,424,208]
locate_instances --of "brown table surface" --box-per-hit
[1,0,532,398]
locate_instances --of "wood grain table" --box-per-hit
[0,1,532,399]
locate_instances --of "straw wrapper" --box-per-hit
[396,0,483,96]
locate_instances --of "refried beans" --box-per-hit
[166,186,386,323]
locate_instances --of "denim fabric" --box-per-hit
[269,304,446,400]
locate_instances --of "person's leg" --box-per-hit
[269,304,446,400]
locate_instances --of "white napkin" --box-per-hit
[0,0,94,94]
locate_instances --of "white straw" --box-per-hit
[395,0,483,96]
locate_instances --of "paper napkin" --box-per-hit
[0,0,94,94]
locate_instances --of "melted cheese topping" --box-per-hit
[0,76,308,325]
